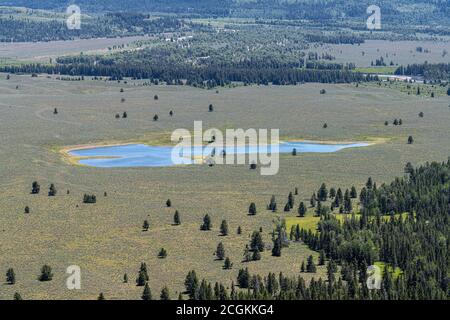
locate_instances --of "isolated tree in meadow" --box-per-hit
[237,226,242,235]
[248,202,257,215]
[31,181,40,194]
[53,108,58,115]
[6,268,15,285]
[223,257,233,270]
[220,220,229,236]
[288,192,294,209]
[122,111,127,118]
[216,242,225,260]
[123,273,128,283]
[399,119,403,125]
[320,89,326,94]
[200,214,212,231]
[154,95,159,100]
[48,184,57,196]
[83,194,96,204]
[13,292,22,300]
[120,88,124,93]
[115,113,120,119]
[169,110,173,116]
[250,162,257,170]
[153,114,159,121]
[393,119,399,126]
[142,220,149,231]
[142,283,152,300]
[283,203,290,212]
[292,148,297,156]
[24,206,30,214]
[306,255,316,273]
[384,121,389,126]
[300,261,305,273]
[97,293,105,300]
[158,248,167,259]
[166,199,171,207]
[208,104,214,112]
[38,265,53,281]
[298,202,307,217]
[294,187,298,195]
[250,231,264,252]
[160,286,170,300]
[323,123,328,129]
[408,136,414,144]
[173,210,181,225]
[419,112,424,118]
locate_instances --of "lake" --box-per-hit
[68,142,369,168]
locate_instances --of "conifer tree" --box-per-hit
[220,220,229,236]
[216,243,225,260]
[160,286,170,300]
[173,210,181,225]
[142,283,152,300]
[6,268,15,285]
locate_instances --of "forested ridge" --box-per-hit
[181,160,450,300]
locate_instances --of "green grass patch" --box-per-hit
[354,66,397,74]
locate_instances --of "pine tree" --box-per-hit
[319,250,326,265]
[158,248,167,258]
[252,250,261,261]
[38,265,53,281]
[98,293,105,300]
[200,214,212,230]
[160,286,170,300]
[223,257,233,270]
[317,183,328,201]
[173,210,181,225]
[350,186,357,198]
[166,199,171,207]
[142,220,149,231]
[220,220,229,236]
[31,181,40,194]
[408,136,414,144]
[250,231,264,252]
[216,242,225,260]
[48,184,57,196]
[123,273,128,283]
[248,203,257,215]
[298,202,307,217]
[306,255,316,273]
[237,226,242,235]
[184,270,199,299]
[142,283,152,300]
[288,192,294,209]
[6,268,15,285]
[13,292,22,300]
[272,236,282,257]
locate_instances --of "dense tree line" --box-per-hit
[182,160,449,300]
[395,63,450,81]
[0,14,186,42]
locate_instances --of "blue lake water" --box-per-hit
[69,142,369,168]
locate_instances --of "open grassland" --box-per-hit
[315,39,450,67]
[0,74,449,299]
